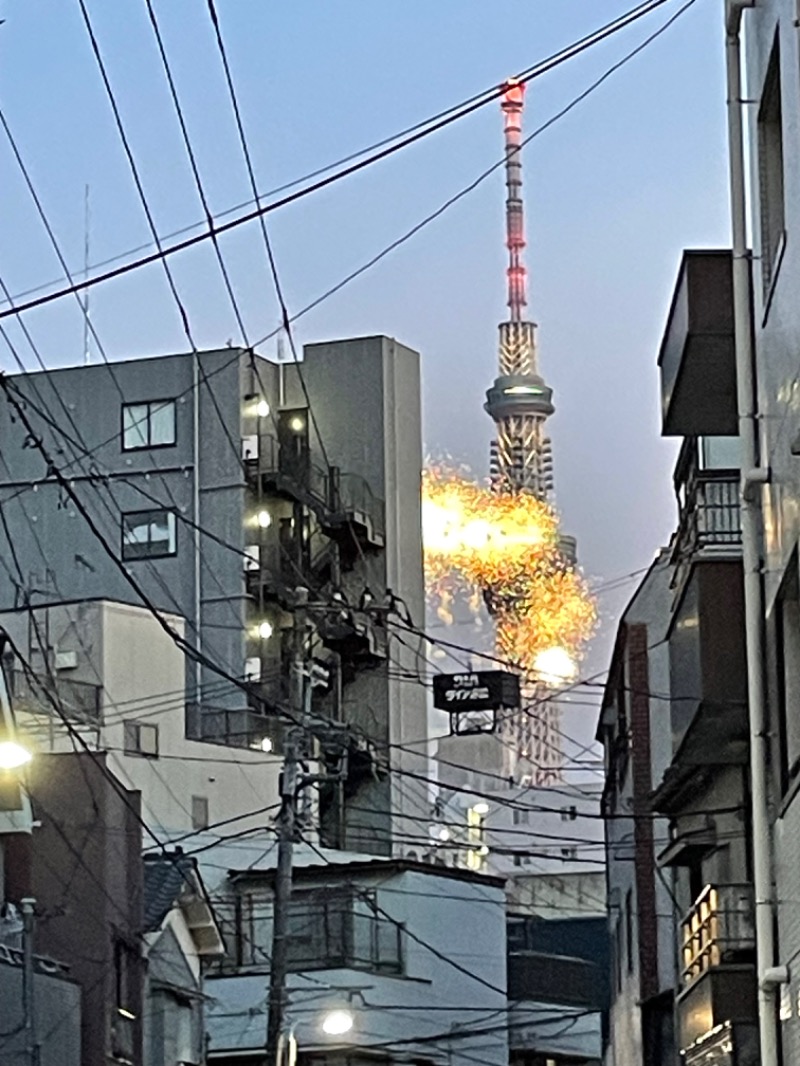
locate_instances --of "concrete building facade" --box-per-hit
[597,555,677,1066]
[4,599,283,837]
[198,843,510,1066]
[0,337,427,853]
[745,5,800,1060]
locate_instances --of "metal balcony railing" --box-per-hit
[185,701,283,752]
[678,473,741,551]
[681,883,754,986]
[245,431,385,547]
[671,439,741,595]
[8,666,102,725]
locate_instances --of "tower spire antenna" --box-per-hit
[484,79,552,499]
[482,78,574,787]
[501,79,527,326]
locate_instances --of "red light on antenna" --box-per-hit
[502,79,525,107]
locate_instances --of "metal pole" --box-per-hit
[266,589,308,1066]
[192,353,203,719]
[724,5,779,1065]
[21,897,39,1066]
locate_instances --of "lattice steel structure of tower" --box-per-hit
[484,80,567,784]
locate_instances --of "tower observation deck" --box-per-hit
[484,80,574,784]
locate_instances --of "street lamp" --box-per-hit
[0,740,32,770]
[321,1009,354,1036]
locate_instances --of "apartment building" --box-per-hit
[3,599,283,837]
[745,4,800,1061]
[598,249,755,1065]
[196,842,509,1066]
[0,337,427,854]
[597,553,677,1066]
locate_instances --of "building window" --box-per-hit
[776,560,800,791]
[191,796,209,830]
[122,510,177,560]
[240,889,402,975]
[122,400,176,450]
[625,889,634,973]
[758,39,785,297]
[560,805,578,822]
[513,808,530,826]
[124,721,159,758]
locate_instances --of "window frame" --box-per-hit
[237,887,403,976]
[775,553,800,797]
[121,509,177,561]
[757,35,786,303]
[121,399,177,452]
[123,721,159,759]
[191,796,209,830]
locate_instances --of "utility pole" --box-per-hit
[265,587,347,1065]
[21,897,39,1066]
[265,589,307,1066]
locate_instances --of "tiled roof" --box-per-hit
[143,853,195,932]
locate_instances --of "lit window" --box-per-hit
[123,721,159,758]
[122,510,177,560]
[122,400,176,450]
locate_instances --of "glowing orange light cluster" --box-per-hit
[422,464,595,683]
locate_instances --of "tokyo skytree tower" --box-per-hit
[484,80,575,784]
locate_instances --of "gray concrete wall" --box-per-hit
[281,337,428,853]
[603,557,678,1066]
[0,350,250,722]
[745,7,800,1062]
[0,338,427,853]
[0,958,82,1066]
[145,924,204,1066]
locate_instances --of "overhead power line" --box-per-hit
[0,0,687,325]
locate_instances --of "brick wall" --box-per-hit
[628,623,659,1004]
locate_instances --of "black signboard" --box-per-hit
[432,670,521,713]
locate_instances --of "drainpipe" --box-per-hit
[725,4,779,1064]
[192,353,203,717]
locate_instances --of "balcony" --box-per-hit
[7,666,102,725]
[318,608,388,666]
[671,436,741,591]
[658,250,738,437]
[245,527,340,611]
[676,885,757,1062]
[185,701,284,753]
[244,429,385,558]
[681,884,754,986]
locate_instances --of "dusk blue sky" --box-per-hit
[0,1,730,746]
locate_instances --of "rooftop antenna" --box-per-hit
[82,184,92,366]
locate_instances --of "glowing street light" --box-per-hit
[321,1010,354,1036]
[472,802,489,816]
[258,621,274,641]
[0,740,32,771]
[256,399,270,418]
[257,510,272,529]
